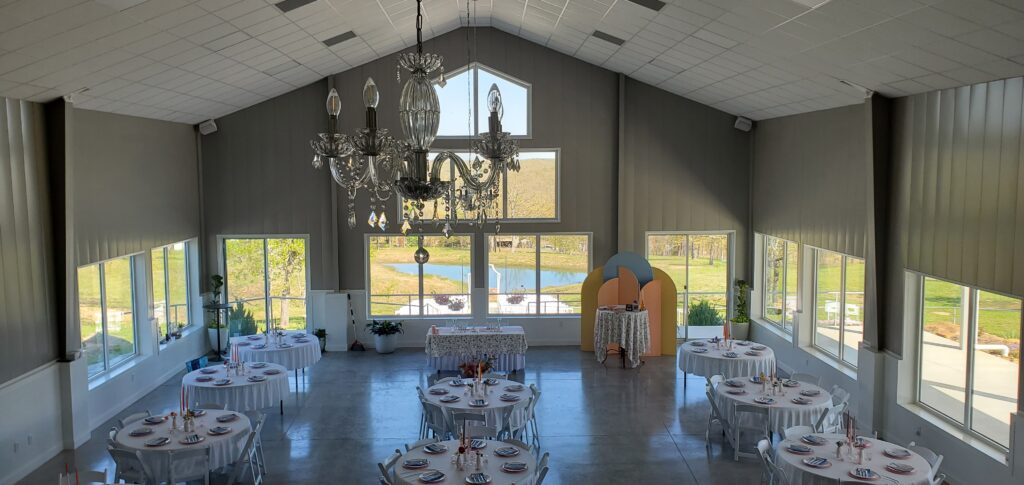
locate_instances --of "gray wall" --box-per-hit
[752,103,870,258]
[618,78,752,278]
[0,97,58,384]
[330,28,619,290]
[72,109,200,266]
[199,81,336,289]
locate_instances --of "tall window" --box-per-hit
[917,276,1021,449]
[78,256,136,377]
[487,234,590,315]
[411,149,559,222]
[647,233,731,338]
[152,241,191,340]
[761,235,799,333]
[367,235,472,317]
[223,237,308,333]
[435,63,530,137]
[812,249,864,367]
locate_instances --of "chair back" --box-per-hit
[908,442,943,477]
[831,385,851,405]
[790,373,821,386]
[108,447,145,482]
[196,402,227,410]
[377,449,403,481]
[405,437,439,452]
[502,438,531,451]
[734,404,770,436]
[117,410,151,428]
[225,430,260,485]
[535,465,549,484]
[452,412,487,425]
[708,374,724,393]
[755,438,774,481]
[465,424,498,439]
[705,391,730,430]
[168,446,211,483]
[783,425,814,441]
[527,384,541,418]
[185,356,209,372]
[420,398,450,439]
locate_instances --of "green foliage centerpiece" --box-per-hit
[688,300,724,326]
[367,320,403,354]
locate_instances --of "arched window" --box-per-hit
[434,63,531,138]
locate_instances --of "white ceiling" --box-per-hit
[1,0,1023,124]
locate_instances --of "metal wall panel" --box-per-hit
[0,97,58,384]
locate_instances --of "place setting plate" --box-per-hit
[484,378,500,386]
[465,472,491,484]
[214,379,232,386]
[237,342,250,347]
[144,436,170,447]
[785,443,814,455]
[749,376,764,384]
[417,470,446,483]
[429,388,449,395]
[724,379,744,388]
[801,435,828,446]
[752,345,767,351]
[468,399,489,408]
[246,335,262,341]
[848,468,881,481]
[143,416,167,425]
[744,351,761,356]
[885,462,915,474]
[263,369,282,375]
[691,348,708,353]
[216,413,240,423]
[277,343,293,348]
[753,396,775,405]
[402,458,429,469]
[799,389,820,397]
[423,443,448,454]
[883,447,912,459]
[725,388,747,395]
[449,379,466,387]
[179,434,206,445]
[439,395,460,403]
[199,368,219,374]
[252,344,267,349]
[494,446,520,457]
[499,393,521,402]
[247,375,267,382]
[501,462,528,473]
[783,380,800,388]
[689,341,706,347]
[791,397,812,405]
[294,338,310,343]
[722,352,739,358]
[734,340,752,346]
[802,456,831,468]
[195,376,214,382]
[852,437,872,448]
[470,439,486,450]
[504,384,524,392]
[250,362,268,369]
[208,426,232,436]
[128,427,153,437]
[192,409,207,417]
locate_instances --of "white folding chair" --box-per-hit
[705,390,731,446]
[815,401,847,433]
[405,437,439,452]
[500,397,531,440]
[250,413,267,477]
[790,373,821,386]
[75,469,108,484]
[708,374,725,395]
[420,398,451,439]
[108,446,146,484]
[538,451,549,470]
[434,376,457,385]
[535,465,549,484]
[465,423,499,440]
[168,447,211,484]
[830,385,850,405]
[195,402,226,410]
[379,476,392,485]
[733,404,770,461]
[908,442,945,483]
[117,410,151,428]
[216,430,261,485]
[501,438,531,452]
[377,449,402,483]
[756,439,792,485]
[783,425,814,441]
[107,427,119,448]
[416,386,428,438]
[527,384,541,441]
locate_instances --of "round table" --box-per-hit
[231,331,321,372]
[594,309,650,368]
[424,378,531,431]
[679,339,776,378]
[394,439,536,485]
[714,377,832,435]
[776,434,932,485]
[114,409,251,479]
[182,363,289,412]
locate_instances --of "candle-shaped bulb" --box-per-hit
[363,77,379,108]
[486,83,502,117]
[326,88,341,117]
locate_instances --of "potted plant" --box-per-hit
[228,302,258,336]
[314,328,327,352]
[366,320,403,354]
[731,279,751,340]
[206,275,229,353]
[687,299,725,339]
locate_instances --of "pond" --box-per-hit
[385,263,588,290]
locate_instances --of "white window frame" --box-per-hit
[761,235,798,334]
[364,233,475,318]
[80,254,139,379]
[810,247,864,369]
[152,240,192,340]
[484,232,592,317]
[913,272,1022,451]
[434,62,533,139]
[217,235,312,333]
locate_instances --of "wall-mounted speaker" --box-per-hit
[198,119,218,135]
[734,116,753,132]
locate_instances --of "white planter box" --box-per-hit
[684,325,725,339]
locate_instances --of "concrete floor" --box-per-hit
[18,346,762,484]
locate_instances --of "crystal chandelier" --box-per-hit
[310,0,519,240]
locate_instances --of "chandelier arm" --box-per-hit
[431,150,503,192]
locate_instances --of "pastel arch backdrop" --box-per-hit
[580,253,677,356]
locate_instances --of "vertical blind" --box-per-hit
[0,97,58,384]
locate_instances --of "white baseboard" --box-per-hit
[1,442,63,485]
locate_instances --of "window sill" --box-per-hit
[88,354,145,391]
[897,402,1010,465]
[801,345,858,381]
[158,324,201,352]
[752,317,793,342]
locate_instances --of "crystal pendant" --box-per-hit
[347,211,357,228]
[401,219,412,235]
[442,222,452,238]
[367,211,378,228]
[378,212,388,231]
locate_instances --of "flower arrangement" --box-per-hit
[432,293,452,306]
[447,298,466,312]
[505,294,525,304]
[458,357,493,378]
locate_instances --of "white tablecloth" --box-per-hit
[182,363,289,411]
[425,326,528,372]
[231,332,321,371]
[594,310,650,368]
[114,410,251,479]
[679,340,776,378]
[424,378,531,431]
[394,439,536,485]
[776,434,932,485]
[714,377,832,435]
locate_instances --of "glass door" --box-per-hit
[646,232,732,339]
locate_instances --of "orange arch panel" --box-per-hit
[618,267,639,305]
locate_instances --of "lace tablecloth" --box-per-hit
[714,377,832,435]
[394,439,537,485]
[114,410,251,479]
[424,327,528,372]
[182,363,289,411]
[776,434,932,485]
[423,378,531,431]
[678,339,776,378]
[594,310,650,368]
[231,332,321,371]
